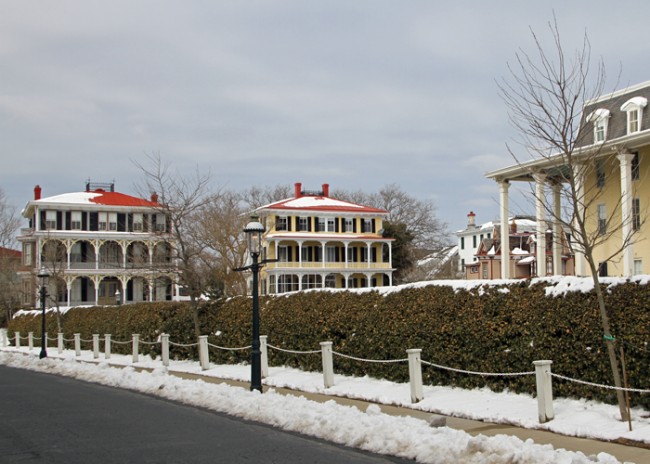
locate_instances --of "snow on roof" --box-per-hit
[586,108,611,121]
[260,195,387,214]
[31,191,159,208]
[620,96,648,111]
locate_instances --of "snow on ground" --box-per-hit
[1,346,645,464]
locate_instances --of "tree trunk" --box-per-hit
[591,273,629,421]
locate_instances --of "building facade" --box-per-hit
[18,183,179,307]
[456,211,494,273]
[486,80,650,278]
[255,183,394,294]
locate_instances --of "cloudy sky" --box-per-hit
[2,1,650,234]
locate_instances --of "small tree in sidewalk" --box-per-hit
[498,16,633,420]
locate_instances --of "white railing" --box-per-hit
[3,328,648,425]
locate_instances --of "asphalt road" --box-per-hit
[0,366,411,463]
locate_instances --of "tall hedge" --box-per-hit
[9,279,650,407]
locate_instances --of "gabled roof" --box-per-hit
[22,187,160,217]
[35,191,159,208]
[258,193,387,214]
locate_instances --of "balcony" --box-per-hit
[266,261,392,271]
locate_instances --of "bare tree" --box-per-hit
[195,191,250,297]
[498,16,630,420]
[39,236,68,332]
[134,153,212,337]
[241,184,293,210]
[0,187,20,249]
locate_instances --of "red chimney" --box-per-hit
[322,183,329,197]
[467,211,476,227]
[34,185,42,200]
[294,182,302,198]
[151,192,159,203]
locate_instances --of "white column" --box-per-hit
[552,182,563,276]
[534,173,547,277]
[574,165,586,276]
[618,152,634,277]
[499,181,510,279]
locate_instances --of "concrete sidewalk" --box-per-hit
[167,369,650,464]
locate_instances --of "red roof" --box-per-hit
[89,191,160,207]
[0,247,21,259]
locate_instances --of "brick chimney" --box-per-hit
[322,183,329,197]
[34,185,42,200]
[294,182,302,198]
[151,192,159,203]
[467,211,476,228]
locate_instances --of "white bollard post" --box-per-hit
[199,335,209,370]
[260,335,268,378]
[0,328,7,347]
[320,341,334,388]
[407,349,424,403]
[28,332,34,350]
[132,334,140,363]
[533,360,555,423]
[15,331,21,348]
[57,332,64,354]
[161,334,170,367]
[74,334,81,356]
[104,334,111,359]
[93,334,100,359]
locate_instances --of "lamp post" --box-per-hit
[115,290,121,306]
[37,267,49,359]
[243,216,265,392]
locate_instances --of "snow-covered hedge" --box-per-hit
[9,276,650,407]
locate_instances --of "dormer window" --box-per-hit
[587,108,610,143]
[620,96,647,134]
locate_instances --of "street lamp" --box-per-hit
[243,215,265,392]
[115,290,121,306]
[37,267,49,359]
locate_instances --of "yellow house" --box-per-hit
[486,81,650,277]
[255,183,394,294]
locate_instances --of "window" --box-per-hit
[482,264,488,279]
[297,217,309,232]
[460,237,465,250]
[634,259,643,276]
[23,243,33,266]
[45,210,57,230]
[317,217,326,232]
[472,235,477,248]
[326,246,337,262]
[71,211,82,230]
[98,212,108,231]
[621,97,647,135]
[109,212,118,231]
[597,204,607,235]
[587,108,610,143]
[344,218,354,232]
[155,214,166,232]
[632,152,640,181]
[633,198,641,231]
[278,246,289,262]
[276,216,288,231]
[132,213,143,231]
[325,274,336,288]
[361,218,373,233]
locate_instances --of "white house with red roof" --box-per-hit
[17,182,178,308]
[255,183,394,294]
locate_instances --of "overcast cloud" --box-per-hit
[2,1,650,234]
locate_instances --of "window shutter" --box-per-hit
[335,218,340,232]
[56,211,63,230]
[308,217,312,232]
[89,212,98,231]
[65,211,71,230]
[118,213,126,232]
[341,218,346,233]
[372,219,376,233]
[314,217,319,231]
[372,248,377,263]
[82,212,88,231]
[353,219,357,233]
[288,216,293,231]
[288,246,293,262]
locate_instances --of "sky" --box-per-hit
[3,1,650,234]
